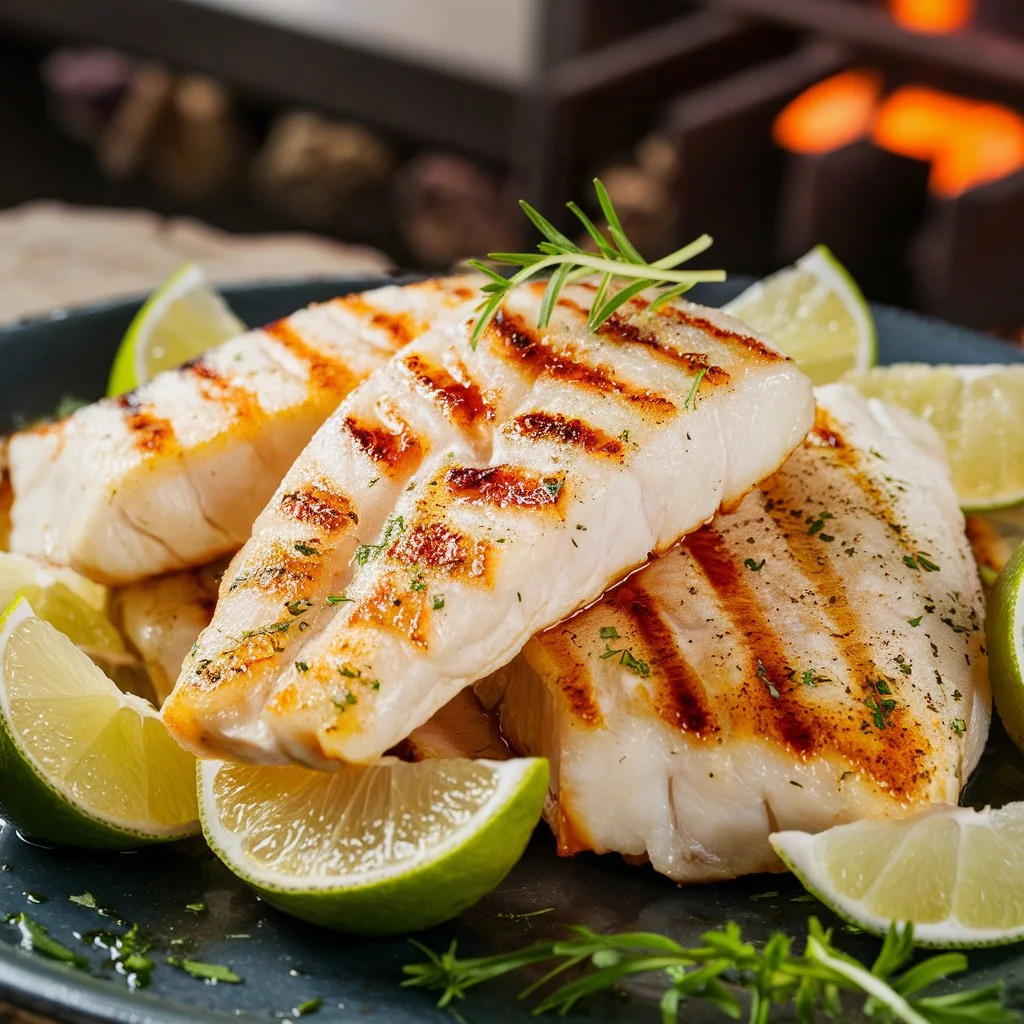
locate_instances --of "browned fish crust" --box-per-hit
[446,464,568,514]
[263,318,360,395]
[506,411,625,460]
[115,392,178,455]
[488,309,677,415]
[279,485,358,534]
[341,414,425,474]
[332,294,426,349]
[401,353,494,428]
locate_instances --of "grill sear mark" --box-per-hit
[342,414,424,475]
[487,309,676,415]
[660,303,787,364]
[683,523,931,801]
[226,541,321,598]
[603,579,716,736]
[351,572,432,649]
[401,353,493,428]
[446,464,568,514]
[533,625,606,730]
[507,411,625,460]
[263,319,359,394]
[333,294,426,350]
[182,359,263,424]
[115,392,177,455]
[806,408,918,557]
[279,485,357,534]
[388,520,494,584]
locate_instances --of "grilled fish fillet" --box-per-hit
[8,276,479,585]
[489,383,990,883]
[112,563,224,705]
[163,280,814,766]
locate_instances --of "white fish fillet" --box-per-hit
[113,563,223,705]
[8,277,479,585]
[490,384,990,883]
[162,280,814,766]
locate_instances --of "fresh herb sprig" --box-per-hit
[402,919,1018,1023]
[466,179,726,348]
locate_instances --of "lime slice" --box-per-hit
[0,599,198,848]
[724,245,876,385]
[0,551,106,613]
[772,803,1024,947]
[846,364,1024,511]
[107,263,245,396]
[199,756,548,935]
[987,541,1024,755]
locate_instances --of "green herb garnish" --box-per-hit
[402,919,1015,1022]
[11,913,86,967]
[744,558,765,572]
[294,542,319,557]
[466,179,725,349]
[354,515,405,566]
[432,595,445,610]
[167,957,242,984]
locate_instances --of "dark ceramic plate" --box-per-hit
[2,277,1024,1024]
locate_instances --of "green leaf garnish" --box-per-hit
[466,179,725,349]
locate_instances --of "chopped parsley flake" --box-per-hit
[69,893,97,909]
[294,998,323,1016]
[801,670,817,687]
[411,579,427,592]
[294,542,319,557]
[903,555,919,571]
[895,655,912,676]
[354,515,405,565]
[286,599,313,616]
[951,718,967,735]
[338,664,359,679]
[599,626,622,640]
[917,553,940,572]
[744,558,766,572]
[683,367,709,410]
[184,901,206,914]
[368,477,380,488]
[942,616,969,634]
[875,679,892,695]
[326,594,353,605]
[167,957,242,984]
[953,688,963,702]
[806,511,833,536]
[865,696,897,730]
[295,661,310,673]
[600,638,650,677]
[371,680,381,691]
[908,616,923,627]
[11,914,86,967]
[542,477,563,500]
[432,594,445,610]
[756,660,780,698]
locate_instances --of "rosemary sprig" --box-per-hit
[402,918,1019,1023]
[466,178,726,348]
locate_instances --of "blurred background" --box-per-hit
[1,0,1023,333]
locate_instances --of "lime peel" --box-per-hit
[199,756,548,935]
[772,802,1024,948]
[107,263,245,396]
[0,598,198,848]
[725,244,876,386]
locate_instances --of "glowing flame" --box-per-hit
[874,86,1024,196]
[890,0,974,33]
[772,70,883,154]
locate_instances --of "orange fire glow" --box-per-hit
[890,0,974,34]
[873,86,1024,196]
[772,70,883,154]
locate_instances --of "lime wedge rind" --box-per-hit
[771,805,1024,949]
[0,598,198,848]
[199,757,548,935]
[846,363,1024,512]
[107,262,245,397]
[988,542,1024,756]
[724,244,877,385]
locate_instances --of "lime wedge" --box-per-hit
[846,364,1024,511]
[987,541,1024,756]
[0,551,106,613]
[0,598,198,848]
[199,756,548,935]
[772,803,1024,947]
[725,245,876,385]
[107,263,245,396]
